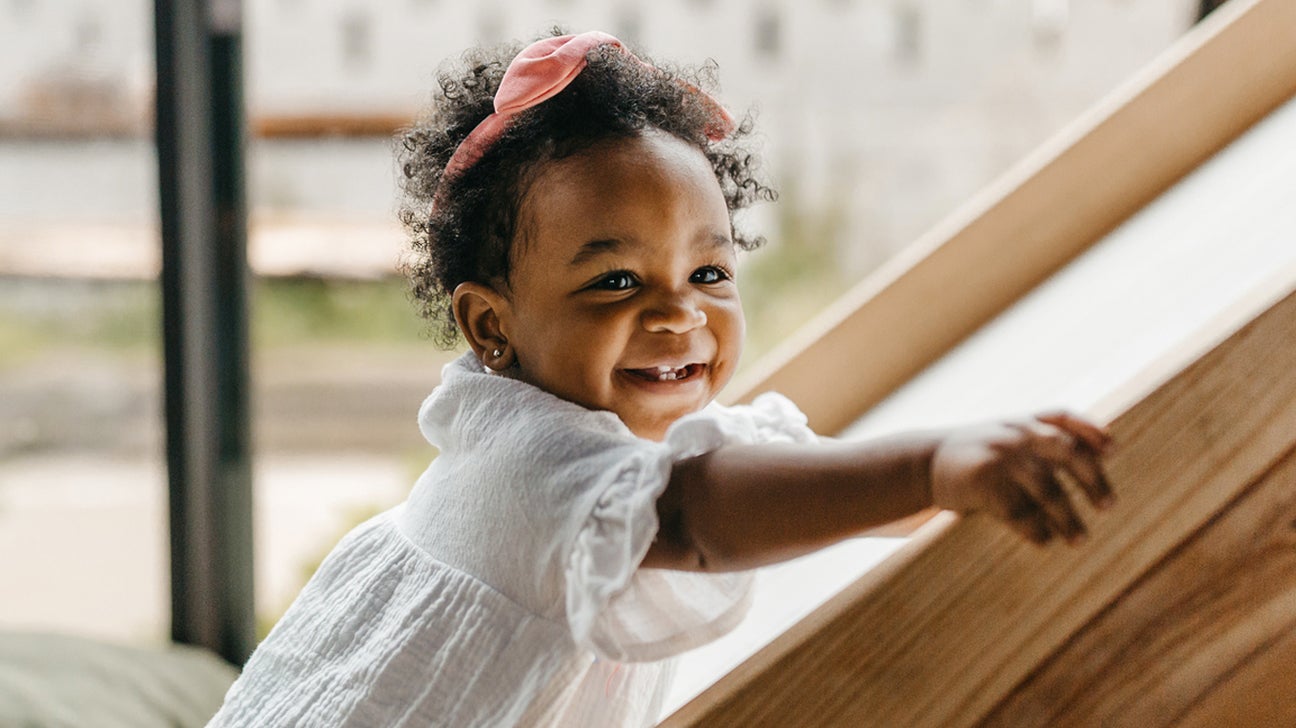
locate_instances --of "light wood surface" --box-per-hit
[977,447,1296,727]
[663,273,1296,726]
[662,50,1296,713]
[724,0,1296,436]
[1176,624,1296,728]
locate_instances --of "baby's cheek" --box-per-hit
[717,299,746,354]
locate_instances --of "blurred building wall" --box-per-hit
[3,1,1196,263]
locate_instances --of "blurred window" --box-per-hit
[476,7,504,45]
[891,3,922,67]
[754,6,781,60]
[1032,0,1069,54]
[340,11,373,71]
[74,13,104,55]
[615,5,643,49]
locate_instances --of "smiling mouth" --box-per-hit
[623,363,705,383]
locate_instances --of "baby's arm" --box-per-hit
[642,412,1113,572]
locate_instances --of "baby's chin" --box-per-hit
[513,368,716,440]
[618,404,713,442]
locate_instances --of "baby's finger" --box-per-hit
[1017,418,1116,512]
[1057,452,1116,511]
[1036,411,1113,454]
[1012,460,1086,545]
[998,489,1053,546]
[1009,419,1078,466]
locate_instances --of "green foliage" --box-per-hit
[738,195,853,365]
[250,276,429,347]
[0,276,433,368]
[0,280,158,367]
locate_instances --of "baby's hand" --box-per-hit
[930,412,1114,546]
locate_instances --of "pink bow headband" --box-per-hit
[441,31,736,182]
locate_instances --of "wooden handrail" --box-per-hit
[665,268,1296,726]
[664,0,1296,722]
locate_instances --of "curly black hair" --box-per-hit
[396,32,776,347]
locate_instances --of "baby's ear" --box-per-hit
[452,282,513,370]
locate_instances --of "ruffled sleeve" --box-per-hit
[564,393,817,663]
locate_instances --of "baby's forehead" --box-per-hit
[510,201,735,276]
[523,133,724,212]
[504,130,733,273]
[537,130,713,180]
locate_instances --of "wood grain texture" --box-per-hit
[724,0,1296,436]
[1176,623,1296,727]
[663,278,1296,727]
[978,447,1296,727]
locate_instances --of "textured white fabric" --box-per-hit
[209,352,816,727]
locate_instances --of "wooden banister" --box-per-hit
[665,271,1296,726]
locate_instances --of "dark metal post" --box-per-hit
[154,0,255,665]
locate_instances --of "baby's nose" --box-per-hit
[641,293,707,333]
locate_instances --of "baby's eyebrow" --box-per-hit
[567,230,733,267]
[703,231,733,249]
[568,238,627,267]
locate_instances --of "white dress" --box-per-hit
[208,352,817,727]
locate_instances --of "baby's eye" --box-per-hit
[591,271,639,291]
[690,266,731,285]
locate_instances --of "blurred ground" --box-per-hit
[0,452,412,643]
[0,274,453,642]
